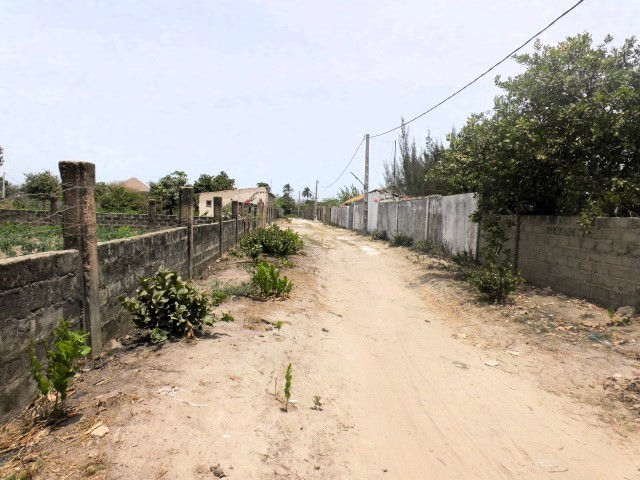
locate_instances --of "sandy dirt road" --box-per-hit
[8,218,639,479]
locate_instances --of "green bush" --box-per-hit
[411,239,436,254]
[30,318,91,416]
[212,280,254,298]
[252,260,293,297]
[119,270,210,341]
[240,224,303,259]
[468,262,522,303]
[370,230,388,241]
[390,232,413,247]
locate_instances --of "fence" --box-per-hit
[0,161,263,419]
[327,193,639,310]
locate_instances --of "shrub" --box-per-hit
[468,262,522,303]
[370,230,388,241]
[252,260,293,297]
[30,318,91,416]
[411,239,436,254]
[212,280,254,298]
[240,224,303,259]
[119,270,210,341]
[390,232,413,247]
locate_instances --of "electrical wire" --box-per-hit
[370,0,587,138]
[321,136,365,188]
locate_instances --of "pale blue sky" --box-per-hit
[0,0,637,199]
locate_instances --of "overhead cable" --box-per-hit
[370,0,587,138]
[322,136,365,188]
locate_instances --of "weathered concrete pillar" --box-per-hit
[179,187,194,279]
[58,161,102,356]
[232,200,239,244]
[148,199,157,230]
[49,196,58,225]
[214,196,223,257]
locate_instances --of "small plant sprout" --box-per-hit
[274,321,283,330]
[312,395,323,411]
[220,312,235,322]
[284,363,293,411]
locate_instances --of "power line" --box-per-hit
[371,0,587,138]
[321,136,365,188]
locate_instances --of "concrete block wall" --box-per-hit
[193,223,221,277]
[516,216,640,308]
[0,250,83,418]
[97,228,189,340]
[0,209,52,225]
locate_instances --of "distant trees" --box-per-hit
[256,182,271,193]
[95,183,147,213]
[277,184,295,215]
[302,187,312,203]
[23,171,61,208]
[149,171,189,215]
[336,184,361,204]
[193,171,235,194]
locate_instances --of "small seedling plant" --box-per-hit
[30,318,91,417]
[273,321,283,330]
[284,363,293,411]
[312,395,323,411]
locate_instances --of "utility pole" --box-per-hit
[392,140,396,197]
[314,179,318,221]
[0,145,4,199]
[363,134,370,232]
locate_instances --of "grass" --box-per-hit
[0,223,146,257]
[211,280,254,298]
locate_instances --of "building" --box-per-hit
[342,189,395,231]
[198,187,277,224]
[116,177,150,193]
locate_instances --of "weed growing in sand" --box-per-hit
[30,317,91,417]
[274,321,283,330]
[312,395,323,410]
[220,312,235,322]
[252,260,293,297]
[284,363,293,411]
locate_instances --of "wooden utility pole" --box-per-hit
[363,134,370,232]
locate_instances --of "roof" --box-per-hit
[118,177,150,192]
[343,194,364,205]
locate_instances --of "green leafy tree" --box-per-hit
[257,182,271,193]
[95,182,147,213]
[277,194,296,215]
[149,171,189,215]
[302,187,312,202]
[383,121,450,197]
[23,170,61,208]
[336,184,361,204]
[193,171,235,194]
[431,34,640,225]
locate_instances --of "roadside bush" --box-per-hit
[252,260,293,297]
[30,318,91,416]
[468,262,522,303]
[411,239,436,254]
[390,232,413,248]
[371,230,388,241]
[240,224,303,259]
[119,270,210,341]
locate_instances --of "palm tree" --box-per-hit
[282,184,294,197]
[302,187,312,201]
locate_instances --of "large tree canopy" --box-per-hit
[193,171,235,194]
[430,33,640,222]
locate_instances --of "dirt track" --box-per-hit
[4,218,640,479]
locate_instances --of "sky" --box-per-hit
[0,0,638,200]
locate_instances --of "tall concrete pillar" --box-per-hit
[49,196,58,225]
[58,161,102,356]
[232,200,239,243]
[148,199,157,230]
[179,187,194,279]
[214,196,223,257]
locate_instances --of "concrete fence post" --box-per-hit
[232,200,239,244]
[148,199,157,230]
[425,197,431,242]
[49,196,58,225]
[214,196,223,258]
[58,161,102,356]
[179,187,194,279]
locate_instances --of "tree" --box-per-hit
[383,121,450,197]
[282,184,294,197]
[95,182,147,213]
[193,171,235,194]
[337,184,362,204]
[149,171,189,215]
[431,33,640,225]
[23,171,61,208]
[256,182,271,193]
[302,187,312,202]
